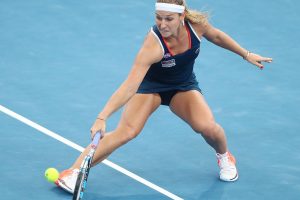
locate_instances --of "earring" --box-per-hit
[182,20,185,26]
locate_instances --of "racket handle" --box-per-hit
[91,132,101,148]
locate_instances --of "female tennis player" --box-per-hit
[56,0,272,193]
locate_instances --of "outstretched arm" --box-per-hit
[90,32,163,136]
[202,23,272,69]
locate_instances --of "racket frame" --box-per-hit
[73,132,101,200]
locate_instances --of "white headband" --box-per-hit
[155,3,185,13]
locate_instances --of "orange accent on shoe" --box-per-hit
[55,169,72,186]
[217,152,236,165]
[228,152,236,164]
[59,169,72,178]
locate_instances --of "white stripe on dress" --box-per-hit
[188,21,201,42]
[151,27,165,57]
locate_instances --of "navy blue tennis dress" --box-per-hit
[137,21,202,105]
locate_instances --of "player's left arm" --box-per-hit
[201,22,273,69]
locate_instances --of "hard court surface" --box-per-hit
[1,0,299,199]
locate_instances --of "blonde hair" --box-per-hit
[156,0,208,25]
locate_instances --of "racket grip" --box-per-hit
[91,132,101,148]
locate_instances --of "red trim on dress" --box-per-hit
[162,24,192,56]
[162,36,174,56]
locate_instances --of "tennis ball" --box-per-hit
[45,168,59,183]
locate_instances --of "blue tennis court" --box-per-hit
[1,0,299,199]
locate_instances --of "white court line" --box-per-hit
[0,104,183,200]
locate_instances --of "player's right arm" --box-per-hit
[90,31,163,136]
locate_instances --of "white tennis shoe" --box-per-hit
[55,168,79,194]
[216,152,238,182]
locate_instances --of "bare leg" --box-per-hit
[70,93,161,169]
[169,90,227,154]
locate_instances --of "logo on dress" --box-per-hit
[161,59,176,68]
[163,53,171,59]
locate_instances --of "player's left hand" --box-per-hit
[246,53,273,69]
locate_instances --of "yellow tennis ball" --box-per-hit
[45,168,59,183]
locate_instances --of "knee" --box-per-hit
[118,123,141,144]
[192,121,221,138]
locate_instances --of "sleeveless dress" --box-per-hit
[137,22,202,105]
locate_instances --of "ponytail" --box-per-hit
[185,8,208,25]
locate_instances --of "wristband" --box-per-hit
[96,117,106,121]
[243,51,251,60]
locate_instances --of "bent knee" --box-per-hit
[192,121,221,137]
[117,123,141,144]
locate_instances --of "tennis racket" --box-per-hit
[73,132,102,200]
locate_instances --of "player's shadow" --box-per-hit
[196,178,226,200]
[85,193,168,200]
[50,187,73,197]
[51,187,168,200]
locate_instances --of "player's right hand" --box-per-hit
[90,118,106,140]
